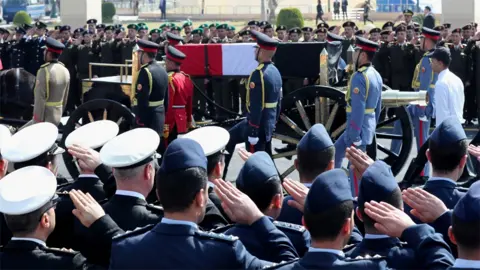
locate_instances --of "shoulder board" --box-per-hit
[342,243,357,252]
[55,191,70,196]
[263,259,299,269]
[211,224,235,234]
[456,186,469,192]
[146,203,164,213]
[112,224,155,241]
[357,66,368,73]
[346,254,386,261]
[44,247,78,256]
[40,62,50,68]
[195,230,238,243]
[255,64,265,71]
[273,221,306,233]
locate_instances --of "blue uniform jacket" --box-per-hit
[224,217,308,258]
[110,216,296,269]
[344,64,382,146]
[411,51,438,118]
[246,62,282,141]
[268,224,454,270]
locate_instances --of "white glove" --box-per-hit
[353,140,362,147]
[248,137,259,146]
[419,116,428,122]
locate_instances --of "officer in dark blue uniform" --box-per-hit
[109,138,297,269]
[268,169,454,269]
[346,160,417,268]
[25,21,47,76]
[133,39,169,142]
[404,116,468,222]
[223,151,310,258]
[334,36,382,197]
[9,27,27,69]
[224,30,282,177]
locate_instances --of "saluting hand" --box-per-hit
[68,144,102,174]
[282,178,309,213]
[69,190,106,228]
[238,148,252,162]
[468,144,480,161]
[402,188,448,223]
[364,201,415,238]
[212,178,264,225]
[346,147,374,180]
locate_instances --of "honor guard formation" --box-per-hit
[1,8,480,270]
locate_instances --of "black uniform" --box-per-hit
[25,35,46,76]
[100,39,118,77]
[59,40,80,114]
[133,40,169,140]
[9,39,27,69]
[389,42,416,91]
[449,43,470,83]
[373,42,391,85]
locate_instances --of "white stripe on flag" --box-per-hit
[221,43,258,76]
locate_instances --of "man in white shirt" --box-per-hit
[428,47,465,126]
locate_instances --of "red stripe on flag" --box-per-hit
[176,44,207,76]
[207,44,223,76]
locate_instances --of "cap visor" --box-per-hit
[52,147,65,155]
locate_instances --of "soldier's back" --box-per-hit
[268,252,385,270]
[41,61,70,126]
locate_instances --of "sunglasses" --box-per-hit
[37,195,61,222]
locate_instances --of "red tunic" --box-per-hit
[164,70,194,134]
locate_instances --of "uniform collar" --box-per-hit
[161,217,198,229]
[115,190,146,201]
[438,68,449,80]
[357,63,371,69]
[78,174,98,179]
[308,247,345,257]
[10,237,46,247]
[453,259,480,268]
[364,234,390,239]
[428,177,457,185]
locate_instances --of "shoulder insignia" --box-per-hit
[211,224,235,234]
[146,203,164,214]
[346,254,385,261]
[421,66,425,73]
[137,84,142,91]
[357,66,367,72]
[195,230,238,242]
[456,186,469,192]
[255,63,265,71]
[273,221,306,232]
[262,259,299,269]
[113,224,154,241]
[342,243,357,252]
[353,87,360,94]
[249,82,256,89]
[44,247,77,255]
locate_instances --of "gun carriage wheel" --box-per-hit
[272,85,413,179]
[60,99,136,179]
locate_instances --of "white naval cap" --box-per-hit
[100,128,161,168]
[0,166,57,215]
[65,120,119,149]
[1,123,64,163]
[0,124,12,153]
[182,126,230,156]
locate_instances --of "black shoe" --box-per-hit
[274,144,297,160]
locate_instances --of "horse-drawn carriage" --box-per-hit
[0,40,477,186]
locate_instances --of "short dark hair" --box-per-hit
[425,6,431,11]
[238,176,282,212]
[146,52,156,59]
[13,153,56,170]
[359,188,403,229]
[364,50,376,61]
[4,204,50,235]
[156,167,208,213]
[429,139,468,173]
[304,200,354,241]
[207,152,225,176]
[452,215,480,249]
[297,146,335,180]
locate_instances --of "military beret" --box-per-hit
[369,27,381,34]
[182,127,229,156]
[298,124,333,152]
[355,30,366,36]
[199,23,209,28]
[289,27,302,34]
[453,181,480,222]
[251,30,278,51]
[452,28,462,34]
[236,151,279,193]
[54,25,61,30]
[35,21,47,29]
[96,24,106,29]
[343,21,356,28]
[472,22,478,28]
[87,19,98,24]
[396,25,407,32]
[138,24,149,31]
[315,28,327,34]
[239,29,251,36]
[65,120,118,149]
[327,31,345,42]
[305,169,353,214]
[216,23,228,30]
[191,28,204,35]
[413,22,420,27]
[209,23,220,28]
[382,21,394,29]
[248,20,260,26]
[165,45,186,64]
[433,25,445,32]
[302,27,313,33]
[263,24,272,30]
[172,26,182,32]
[463,24,473,30]
[137,39,160,53]
[228,25,236,31]
[60,25,71,32]
[317,22,329,29]
[82,30,94,36]
[443,23,452,29]
[114,24,123,29]
[276,25,287,32]
[159,23,171,29]
[403,9,414,16]
[357,161,398,208]
[15,27,26,35]
[406,25,414,30]
[414,27,420,33]
[0,166,57,215]
[430,116,466,146]
[138,22,147,27]
[127,24,139,31]
[380,30,391,35]
[115,28,124,35]
[22,23,32,31]
[355,36,380,51]
[259,21,269,27]
[166,32,184,46]
[1,123,63,163]
[104,25,115,31]
[73,28,84,34]
[100,128,160,169]
[0,125,12,156]
[183,21,192,28]
[149,29,161,35]
[159,138,207,174]
[420,27,441,41]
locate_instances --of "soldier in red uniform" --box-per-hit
[162,45,194,150]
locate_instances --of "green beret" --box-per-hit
[199,24,209,28]
[150,29,161,35]
[183,21,193,28]
[137,24,148,31]
[209,23,219,28]
[171,26,182,31]
[159,23,170,28]
[228,25,236,31]
[170,23,177,28]
[127,24,139,31]
[192,28,204,35]
[217,23,228,30]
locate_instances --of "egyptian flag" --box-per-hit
[176,43,258,76]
